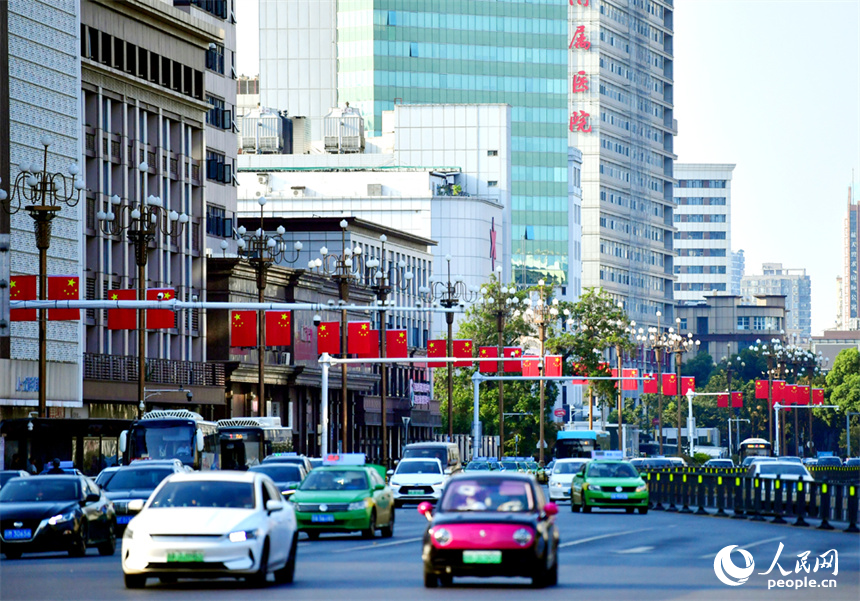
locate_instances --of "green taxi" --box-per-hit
[571,460,648,514]
[291,454,395,539]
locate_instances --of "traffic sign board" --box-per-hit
[553,408,565,417]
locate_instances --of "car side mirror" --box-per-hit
[85,492,100,504]
[119,431,128,454]
[444,467,452,475]
[266,499,284,513]
[374,483,385,491]
[417,501,434,521]
[196,430,205,453]
[128,499,145,513]
[543,502,559,517]
[386,469,394,477]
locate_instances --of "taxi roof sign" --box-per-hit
[322,453,366,466]
[592,450,624,459]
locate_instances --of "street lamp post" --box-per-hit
[418,255,478,441]
[97,162,188,419]
[229,196,302,418]
[671,321,699,457]
[2,137,85,418]
[638,311,671,454]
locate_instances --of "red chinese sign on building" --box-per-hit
[571,0,589,6]
[569,110,591,133]
[569,25,591,50]
[572,70,589,93]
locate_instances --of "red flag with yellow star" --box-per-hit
[317,321,340,355]
[662,373,678,396]
[624,369,639,391]
[772,380,786,405]
[731,392,743,408]
[386,329,407,358]
[230,310,257,347]
[146,288,175,329]
[359,330,379,359]
[47,276,79,320]
[546,355,562,377]
[427,339,445,368]
[681,376,695,394]
[522,356,539,377]
[504,347,522,373]
[717,393,729,408]
[643,373,658,394]
[265,311,291,346]
[813,388,824,405]
[347,322,372,355]
[453,339,473,367]
[755,379,769,399]
[10,275,37,322]
[478,347,498,373]
[108,289,137,330]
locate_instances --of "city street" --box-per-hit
[2,501,858,601]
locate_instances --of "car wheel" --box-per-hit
[98,527,116,556]
[546,555,558,587]
[582,498,591,513]
[69,524,87,557]
[274,533,297,585]
[423,569,438,588]
[439,574,453,587]
[362,511,377,539]
[124,574,146,589]
[306,531,320,540]
[380,507,395,538]
[571,496,580,512]
[248,539,270,588]
[638,507,648,515]
[4,550,22,560]
[625,507,634,514]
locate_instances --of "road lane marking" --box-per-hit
[697,536,785,559]
[616,546,655,554]
[333,536,423,554]
[559,527,660,548]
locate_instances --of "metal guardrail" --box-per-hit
[84,353,225,387]
[639,468,860,533]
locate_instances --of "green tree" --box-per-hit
[682,351,715,389]
[824,349,860,450]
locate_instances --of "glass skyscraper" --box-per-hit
[261,0,570,288]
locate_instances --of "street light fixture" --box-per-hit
[2,136,85,418]
[670,321,699,457]
[637,311,672,454]
[141,386,194,415]
[229,196,302,417]
[98,161,188,419]
[418,255,479,441]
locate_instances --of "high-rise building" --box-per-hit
[259,0,571,291]
[842,185,859,330]
[672,164,734,302]
[731,249,745,296]
[569,0,677,323]
[742,263,812,342]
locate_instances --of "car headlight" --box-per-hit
[432,527,452,546]
[636,484,648,493]
[228,529,260,543]
[551,480,562,487]
[588,484,602,492]
[348,498,371,511]
[389,482,401,489]
[47,511,76,526]
[512,528,534,547]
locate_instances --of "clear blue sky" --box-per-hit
[236,0,860,335]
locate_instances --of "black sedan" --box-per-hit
[248,463,306,496]
[102,465,182,533]
[0,475,116,559]
[418,473,559,588]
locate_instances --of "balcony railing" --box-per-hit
[84,353,225,387]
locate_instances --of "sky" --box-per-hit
[235,0,860,336]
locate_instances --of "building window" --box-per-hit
[206,150,232,184]
[187,0,228,19]
[206,205,232,238]
[487,150,498,156]
[488,180,498,187]
[206,95,231,129]
[206,43,225,75]
[737,317,750,331]
[678,318,687,330]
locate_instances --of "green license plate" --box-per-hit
[167,551,204,562]
[408,489,424,495]
[463,550,502,564]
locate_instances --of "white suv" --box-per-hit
[388,458,446,507]
[548,458,590,501]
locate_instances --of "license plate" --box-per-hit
[166,551,204,562]
[311,514,335,523]
[463,550,502,564]
[116,516,132,525]
[408,489,425,495]
[610,493,628,499]
[3,528,31,540]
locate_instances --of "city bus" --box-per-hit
[119,410,218,470]
[216,417,293,470]
[554,430,611,459]
[738,437,772,460]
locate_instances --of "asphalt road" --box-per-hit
[2,501,858,601]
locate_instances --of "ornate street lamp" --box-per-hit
[637,311,672,455]
[670,319,699,457]
[227,196,302,417]
[749,337,783,444]
[418,255,479,441]
[2,136,85,418]
[97,161,188,419]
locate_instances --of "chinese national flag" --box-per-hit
[146,288,175,329]
[623,369,639,391]
[662,373,678,396]
[317,321,340,354]
[813,388,824,405]
[360,330,379,359]
[643,373,658,394]
[786,385,798,405]
[453,340,473,367]
[48,276,79,320]
[427,339,445,368]
[681,376,695,394]
[755,379,769,399]
[795,385,810,405]
[546,355,562,377]
[265,311,291,346]
[347,322,372,355]
[504,347,522,373]
[522,356,539,377]
[230,311,257,347]
[386,330,407,358]
[108,289,137,330]
[717,394,729,408]
[10,275,37,321]
[731,392,743,408]
[478,347,498,373]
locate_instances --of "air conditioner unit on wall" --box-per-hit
[291,186,305,197]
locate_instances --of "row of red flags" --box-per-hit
[755,380,824,406]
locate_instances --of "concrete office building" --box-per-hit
[1,0,83,419]
[841,185,859,330]
[569,0,677,324]
[742,263,812,343]
[672,164,735,302]
[731,249,745,296]
[259,0,571,292]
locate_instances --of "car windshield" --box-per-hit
[129,424,195,465]
[553,462,584,474]
[440,478,534,513]
[818,458,841,466]
[0,478,79,502]
[587,463,638,478]
[758,464,809,477]
[396,461,441,475]
[708,461,732,467]
[95,469,118,488]
[248,465,303,482]
[149,481,255,509]
[500,462,518,470]
[0,472,25,488]
[299,470,368,491]
[526,462,539,470]
[263,457,304,466]
[403,447,447,466]
[104,468,173,492]
[466,462,490,471]
[777,457,802,464]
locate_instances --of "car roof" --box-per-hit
[448,471,533,482]
[757,461,808,468]
[162,471,260,483]
[399,457,443,464]
[312,465,373,472]
[405,442,455,448]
